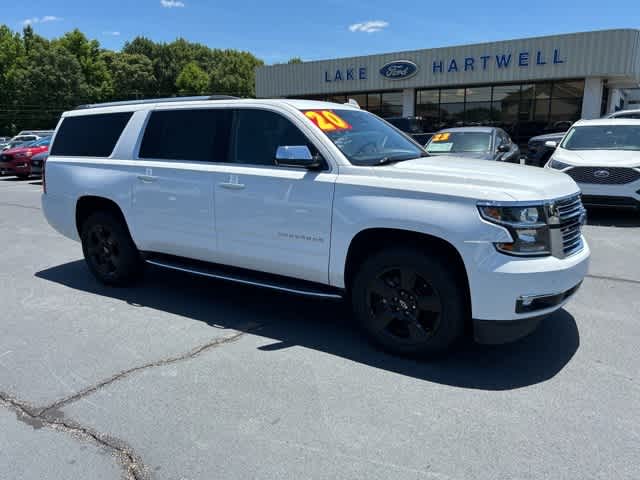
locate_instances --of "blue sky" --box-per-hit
[4,0,639,64]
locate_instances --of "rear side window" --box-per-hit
[231,109,313,166]
[139,109,232,161]
[50,112,133,157]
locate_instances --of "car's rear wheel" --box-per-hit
[351,247,466,357]
[80,211,143,286]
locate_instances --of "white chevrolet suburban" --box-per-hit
[42,96,590,357]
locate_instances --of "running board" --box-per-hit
[144,253,344,300]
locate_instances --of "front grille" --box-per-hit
[566,167,640,185]
[554,195,585,256]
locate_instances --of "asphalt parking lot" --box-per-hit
[0,177,638,480]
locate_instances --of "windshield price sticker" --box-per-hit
[428,143,453,152]
[431,133,451,142]
[303,110,352,132]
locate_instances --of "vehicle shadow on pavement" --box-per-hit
[586,207,640,228]
[36,260,580,392]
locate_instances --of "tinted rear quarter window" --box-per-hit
[50,112,133,157]
[139,109,232,161]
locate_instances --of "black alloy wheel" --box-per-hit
[365,267,442,345]
[86,224,123,279]
[351,247,466,357]
[81,211,143,285]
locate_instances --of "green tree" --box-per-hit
[7,42,89,128]
[55,29,112,102]
[176,61,209,95]
[209,49,264,97]
[101,51,156,99]
[287,57,303,64]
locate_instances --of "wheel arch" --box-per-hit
[343,227,471,314]
[75,195,131,238]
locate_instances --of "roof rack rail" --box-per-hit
[74,95,239,110]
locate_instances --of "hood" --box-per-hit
[373,156,579,202]
[529,132,566,143]
[31,151,49,161]
[553,149,640,168]
[430,152,493,160]
[2,145,48,156]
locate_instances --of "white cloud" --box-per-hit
[22,15,63,26]
[160,0,185,7]
[103,31,121,36]
[348,20,389,33]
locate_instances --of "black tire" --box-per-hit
[80,211,143,286]
[351,247,466,358]
[16,173,29,180]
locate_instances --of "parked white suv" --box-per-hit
[42,97,590,356]
[545,119,640,209]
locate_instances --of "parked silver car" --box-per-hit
[425,127,520,162]
[606,109,640,119]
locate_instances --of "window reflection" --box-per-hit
[416,80,584,143]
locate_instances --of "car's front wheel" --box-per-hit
[80,211,143,286]
[351,247,466,357]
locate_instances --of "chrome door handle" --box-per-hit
[137,175,157,183]
[218,182,245,190]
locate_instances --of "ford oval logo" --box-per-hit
[593,169,610,179]
[379,60,419,80]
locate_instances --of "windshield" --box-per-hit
[426,132,492,154]
[302,109,424,165]
[561,125,640,151]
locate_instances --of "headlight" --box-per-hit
[478,204,551,256]
[547,159,571,170]
[15,151,32,158]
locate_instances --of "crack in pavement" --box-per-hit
[1,323,259,480]
[586,274,640,285]
[0,392,148,480]
[38,324,258,417]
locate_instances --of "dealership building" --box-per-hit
[256,29,640,142]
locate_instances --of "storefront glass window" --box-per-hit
[380,91,403,117]
[367,93,382,116]
[296,79,584,143]
[440,88,466,103]
[465,86,492,102]
[465,102,492,125]
[439,103,465,128]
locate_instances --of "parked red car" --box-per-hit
[0,137,51,179]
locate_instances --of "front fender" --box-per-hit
[329,188,510,288]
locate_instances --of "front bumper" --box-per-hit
[578,180,640,209]
[465,238,590,326]
[0,161,15,174]
[0,160,31,175]
[576,176,640,208]
[474,316,544,344]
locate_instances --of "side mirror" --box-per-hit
[544,141,558,149]
[275,146,322,169]
[497,144,510,153]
